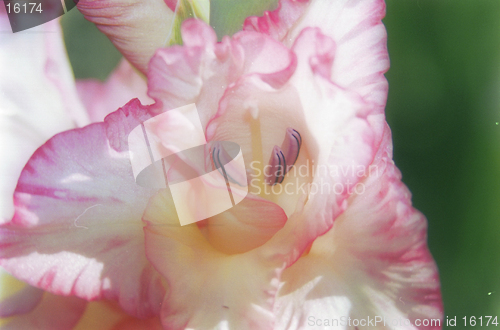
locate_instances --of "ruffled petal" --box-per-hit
[209,0,280,39]
[76,59,154,123]
[147,19,234,127]
[284,27,381,240]
[77,0,209,74]
[273,126,443,329]
[0,100,165,318]
[244,0,390,110]
[243,0,309,42]
[147,19,295,128]
[0,14,89,221]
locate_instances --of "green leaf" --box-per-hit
[210,0,279,40]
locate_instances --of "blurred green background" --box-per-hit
[384,0,500,322]
[61,0,500,325]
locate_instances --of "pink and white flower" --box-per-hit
[0,0,442,328]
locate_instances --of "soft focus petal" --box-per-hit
[1,294,86,329]
[73,300,163,330]
[0,12,89,221]
[201,195,287,255]
[0,100,165,318]
[77,0,209,74]
[76,0,174,74]
[0,270,162,329]
[143,191,284,329]
[274,126,443,329]
[0,268,43,318]
[0,270,86,329]
[107,316,163,330]
[0,285,44,318]
[245,0,389,110]
[77,59,154,123]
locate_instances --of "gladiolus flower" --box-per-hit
[0,0,442,329]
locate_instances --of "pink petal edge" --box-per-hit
[0,100,165,318]
[274,125,443,329]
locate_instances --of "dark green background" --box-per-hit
[384,0,500,322]
[61,0,500,325]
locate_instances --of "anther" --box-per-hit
[211,142,246,186]
[265,146,286,185]
[265,128,302,185]
[281,127,302,173]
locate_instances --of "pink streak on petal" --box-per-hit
[105,98,153,152]
[0,101,165,318]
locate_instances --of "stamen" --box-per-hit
[265,128,302,185]
[281,127,302,173]
[210,142,246,186]
[265,146,286,185]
